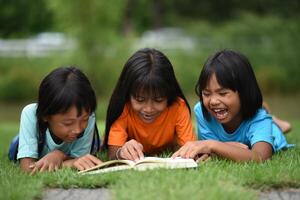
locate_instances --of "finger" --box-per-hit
[188,148,202,159]
[30,166,39,175]
[86,154,102,165]
[122,146,134,161]
[33,161,44,172]
[196,154,209,163]
[136,143,144,160]
[127,144,140,161]
[133,144,144,160]
[177,146,191,158]
[171,150,180,158]
[40,162,49,172]
[82,157,97,169]
[77,159,93,170]
[74,162,84,171]
[48,163,54,172]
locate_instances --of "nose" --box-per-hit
[209,95,220,106]
[143,100,154,113]
[72,122,84,134]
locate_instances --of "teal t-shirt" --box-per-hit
[194,102,292,152]
[17,103,96,159]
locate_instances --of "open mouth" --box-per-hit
[211,108,228,121]
[140,113,157,122]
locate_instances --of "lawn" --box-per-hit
[0,119,299,200]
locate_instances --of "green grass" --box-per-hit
[0,120,299,200]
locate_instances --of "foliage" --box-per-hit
[0,0,53,38]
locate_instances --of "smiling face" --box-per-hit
[130,92,168,123]
[45,105,90,142]
[202,73,243,132]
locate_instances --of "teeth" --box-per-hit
[211,108,227,120]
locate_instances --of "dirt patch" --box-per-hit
[260,188,300,200]
[43,188,111,200]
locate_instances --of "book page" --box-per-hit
[133,157,198,170]
[79,157,198,175]
[78,159,135,174]
[83,165,133,175]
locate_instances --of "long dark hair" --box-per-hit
[103,48,189,148]
[36,66,97,153]
[195,49,262,121]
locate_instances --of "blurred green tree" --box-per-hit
[0,0,53,38]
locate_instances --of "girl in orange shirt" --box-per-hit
[103,48,196,161]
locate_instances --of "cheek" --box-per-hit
[156,103,167,112]
[202,97,209,108]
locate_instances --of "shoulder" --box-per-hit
[249,108,272,122]
[21,103,37,118]
[22,103,37,112]
[170,97,189,113]
[173,97,188,108]
[118,103,130,120]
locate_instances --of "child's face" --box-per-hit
[202,73,242,132]
[45,105,90,142]
[130,93,168,123]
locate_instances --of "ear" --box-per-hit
[42,116,49,122]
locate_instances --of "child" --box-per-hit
[104,48,196,161]
[9,67,102,173]
[172,49,292,162]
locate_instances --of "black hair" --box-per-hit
[195,49,262,121]
[36,66,97,153]
[103,48,190,149]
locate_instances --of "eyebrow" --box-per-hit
[203,87,228,92]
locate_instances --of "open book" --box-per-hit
[79,157,198,175]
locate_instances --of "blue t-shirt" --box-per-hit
[17,103,96,160]
[194,102,291,152]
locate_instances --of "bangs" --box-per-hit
[130,74,169,98]
[200,61,237,92]
[46,82,95,117]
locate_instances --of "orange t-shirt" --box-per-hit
[108,98,196,154]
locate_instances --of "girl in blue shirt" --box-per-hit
[10,67,102,173]
[173,49,292,162]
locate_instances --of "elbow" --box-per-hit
[252,151,272,163]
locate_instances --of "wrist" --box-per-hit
[207,140,217,153]
[53,150,67,160]
[116,148,122,160]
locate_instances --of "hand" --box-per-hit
[225,142,249,149]
[119,139,144,161]
[30,150,66,175]
[72,154,102,171]
[172,140,213,159]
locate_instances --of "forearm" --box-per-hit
[209,141,264,162]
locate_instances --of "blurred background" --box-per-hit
[0,0,299,124]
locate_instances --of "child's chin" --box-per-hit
[65,138,76,142]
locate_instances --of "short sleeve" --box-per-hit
[175,103,196,146]
[247,116,275,151]
[108,114,129,147]
[69,113,96,157]
[17,104,39,159]
[194,102,219,141]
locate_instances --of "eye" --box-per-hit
[219,92,228,96]
[134,96,145,102]
[202,91,210,97]
[153,97,165,103]
[62,122,73,126]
